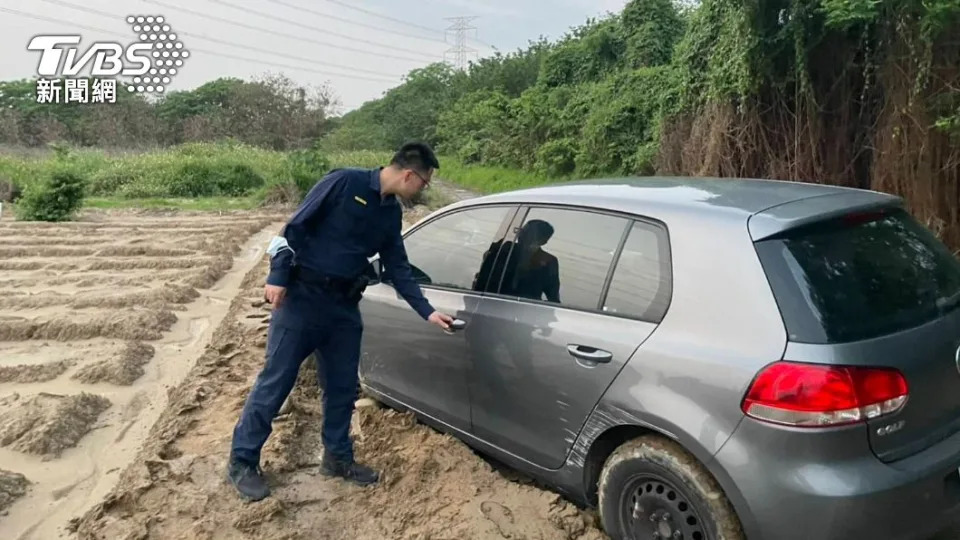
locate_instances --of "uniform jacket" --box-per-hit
[266,167,435,321]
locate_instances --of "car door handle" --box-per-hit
[443,318,467,335]
[567,345,612,364]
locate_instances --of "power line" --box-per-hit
[34,0,404,78]
[184,47,400,83]
[314,0,499,51]
[0,6,401,84]
[316,0,444,34]
[468,36,497,49]
[140,0,431,64]
[183,32,401,79]
[205,0,440,60]
[261,0,447,45]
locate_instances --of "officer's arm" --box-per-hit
[379,231,436,321]
[545,257,561,303]
[266,172,345,287]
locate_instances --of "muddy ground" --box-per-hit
[0,208,285,539]
[61,207,608,540]
[1,200,606,540]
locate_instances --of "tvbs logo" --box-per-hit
[29,36,153,77]
[28,15,189,103]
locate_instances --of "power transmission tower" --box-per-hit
[443,16,479,70]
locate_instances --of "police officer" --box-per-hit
[227,142,454,501]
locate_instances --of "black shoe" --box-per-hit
[320,454,379,486]
[226,459,271,501]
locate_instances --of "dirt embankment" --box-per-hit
[69,210,607,540]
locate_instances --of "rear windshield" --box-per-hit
[755,207,960,343]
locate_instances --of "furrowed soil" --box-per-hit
[0,208,284,539]
[54,206,608,540]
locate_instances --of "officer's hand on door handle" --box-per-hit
[428,311,455,331]
[264,284,286,307]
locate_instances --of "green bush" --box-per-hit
[167,162,265,197]
[535,139,577,176]
[88,165,140,195]
[327,149,390,169]
[0,141,290,199]
[0,145,393,208]
[15,170,87,221]
[286,146,330,196]
[257,182,302,206]
[436,157,555,194]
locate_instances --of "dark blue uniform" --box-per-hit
[230,167,436,467]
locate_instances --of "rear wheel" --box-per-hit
[598,435,743,540]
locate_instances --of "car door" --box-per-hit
[465,205,673,469]
[359,203,518,433]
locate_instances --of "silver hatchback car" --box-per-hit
[358,177,960,540]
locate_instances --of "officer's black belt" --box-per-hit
[290,265,368,302]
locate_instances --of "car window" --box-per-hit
[602,221,672,322]
[755,207,960,343]
[491,207,628,311]
[394,205,512,291]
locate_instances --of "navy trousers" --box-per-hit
[230,286,363,466]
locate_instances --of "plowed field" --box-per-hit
[0,209,282,538]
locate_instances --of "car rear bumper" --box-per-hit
[712,417,960,540]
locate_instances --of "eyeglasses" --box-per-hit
[409,169,431,189]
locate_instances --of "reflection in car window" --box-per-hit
[399,206,512,291]
[496,207,628,311]
[755,207,960,343]
[603,221,672,322]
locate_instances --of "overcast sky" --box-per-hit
[0,0,628,114]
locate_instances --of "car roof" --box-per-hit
[448,176,902,238]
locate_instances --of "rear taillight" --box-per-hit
[741,361,908,427]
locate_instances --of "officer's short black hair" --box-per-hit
[391,142,440,175]
[520,219,554,244]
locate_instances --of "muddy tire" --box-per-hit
[598,435,744,540]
